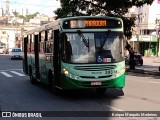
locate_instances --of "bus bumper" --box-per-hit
[61,74,125,89]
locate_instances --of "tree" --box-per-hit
[21,12,40,22]
[54,0,153,39]
[54,0,154,70]
[12,11,19,17]
[54,0,153,69]
[13,12,40,22]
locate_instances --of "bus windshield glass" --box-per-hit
[62,32,124,63]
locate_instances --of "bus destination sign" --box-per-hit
[63,19,122,29]
[84,20,106,27]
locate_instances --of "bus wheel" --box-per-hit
[29,68,37,84]
[96,88,106,95]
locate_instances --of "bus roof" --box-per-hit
[23,16,123,36]
[60,16,122,21]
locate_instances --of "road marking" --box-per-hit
[10,71,25,76]
[149,81,160,84]
[106,105,123,111]
[0,69,23,72]
[0,72,13,77]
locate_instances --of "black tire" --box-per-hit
[96,88,107,95]
[29,68,37,84]
[140,60,143,66]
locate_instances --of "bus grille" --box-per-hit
[74,65,116,71]
[80,75,112,79]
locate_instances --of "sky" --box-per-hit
[1,0,61,16]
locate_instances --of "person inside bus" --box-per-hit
[63,35,72,62]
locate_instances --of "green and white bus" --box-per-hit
[22,16,125,94]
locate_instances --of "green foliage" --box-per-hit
[12,11,19,17]
[54,0,154,38]
[15,12,39,22]
[123,17,136,39]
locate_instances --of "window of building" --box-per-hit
[2,31,6,34]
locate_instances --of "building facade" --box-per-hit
[129,0,160,57]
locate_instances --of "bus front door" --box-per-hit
[23,37,28,74]
[54,30,61,85]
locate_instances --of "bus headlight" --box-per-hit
[63,69,69,75]
[63,68,79,80]
[64,71,69,75]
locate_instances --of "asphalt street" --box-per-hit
[0,55,160,120]
[138,57,160,71]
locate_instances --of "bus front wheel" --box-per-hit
[96,88,107,95]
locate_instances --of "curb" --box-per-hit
[126,68,160,76]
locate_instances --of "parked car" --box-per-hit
[10,48,22,60]
[125,52,143,66]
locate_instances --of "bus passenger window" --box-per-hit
[40,42,45,54]
[31,34,34,53]
[48,29,53,40]
[46,42,53,53]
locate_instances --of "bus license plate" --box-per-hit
[91,81,102,86]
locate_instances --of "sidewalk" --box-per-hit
[126,57,160,76]
[126,68,160,76]
[150,57,160,63]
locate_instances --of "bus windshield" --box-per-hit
[62,32,124,63]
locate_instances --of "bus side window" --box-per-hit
[31,34,34,53]
[52,30,54,54]
[42,31,45,53]
[46,42,53,53]
[41,42,45,54]
[46,29,53,53]
[39,32,41,52]
[27,35,31,53]
[39,31,45,54]
[48,29,52,40]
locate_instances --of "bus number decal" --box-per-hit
[105,70,117,75]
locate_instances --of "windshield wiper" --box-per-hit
[77,30,89,47]
[101,30,111,47]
